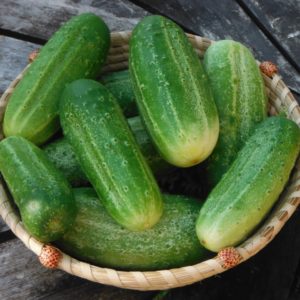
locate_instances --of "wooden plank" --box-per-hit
[0,36,37,94]
[129,0,300,94]
[239,0,300,73]
[0,0,148,40]
[0,239,154,299]
[0,219,9,233]
[289,261,300,300]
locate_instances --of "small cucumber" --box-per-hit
[43,116,171,186]
[101,70,138,117]
[0,136,76,242]
[196,117,300,252]
[60,79,163,231]
[57,188,211,271]
[129,15,219,167]
[4,13,110,145]
[203,40,267,186]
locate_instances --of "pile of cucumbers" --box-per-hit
[1,13,300,271]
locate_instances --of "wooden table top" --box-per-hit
[0,1,299,299]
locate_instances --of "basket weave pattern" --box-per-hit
[0,31,300,291]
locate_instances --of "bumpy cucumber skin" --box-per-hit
[0,136,76,242]
[127,116,171,174]
[204,40,267,186]
[129,15,219,167]
[60,79,163,231]
[43,117,171,186]
[57,188,211,271]
[101,70,138,117]
[4,13,110,145]
[43,138,89,187]
[196,117,300,252]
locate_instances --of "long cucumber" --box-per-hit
[196,117,300,252]
[129,15,219,167]
[4,13,110,145]
[60,79,163,231]
[203,40,267,186]
[57,188,211,271]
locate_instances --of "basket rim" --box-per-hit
[0,31,300,291]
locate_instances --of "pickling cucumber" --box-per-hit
[60,79,163,231]
[57,188,211,271]
[196,117,300,252]
[43,116,171,186]
[0,136,76,242]
[4,13,110,145]
[101,70,138,117]
[204,40,267,186]
[129,15,219,167]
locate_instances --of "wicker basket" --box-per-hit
[0,31,300,291]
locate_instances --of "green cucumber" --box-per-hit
[43,138,88,187]
[203,40,267,186]
[60,79,163,231]
[127,116,171,174]
[196,117,300,252]
[57,188,211,271]
[101,70,138,117]
[0,136,76,242]
[129,15,219,167]
[4,13,110,145]
[43,116,171,186]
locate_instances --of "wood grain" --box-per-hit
[0,0,148,40]
[0,219,8,233]
[0,239,154,300]
[239,0,300,73]
[0,36,37,94]
[130,0,300,94]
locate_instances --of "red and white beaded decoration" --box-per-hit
[39,245,62,269]
[260,61,278,77]
[218,247,242,269]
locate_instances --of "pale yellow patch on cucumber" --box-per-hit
[166,119,219,168]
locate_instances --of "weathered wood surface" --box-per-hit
[0,219,8,233]
[0,0,148,41]
[0,239,154,300]
[0,36,37,94]
[130,0,300,94]
[239,0,300,73]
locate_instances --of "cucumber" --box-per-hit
[129,15,219,167]
[43,116,171,186]
[203,40,267,186]
[127,116,171,174]
[196,117,300,252]
[43,138,88,187]
[4,13,110,145]
[60,79,163,231]
[0,136,76,242]
[57,188,211,271]
[101,70,138,117]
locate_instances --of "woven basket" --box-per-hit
[0,31,300,291]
